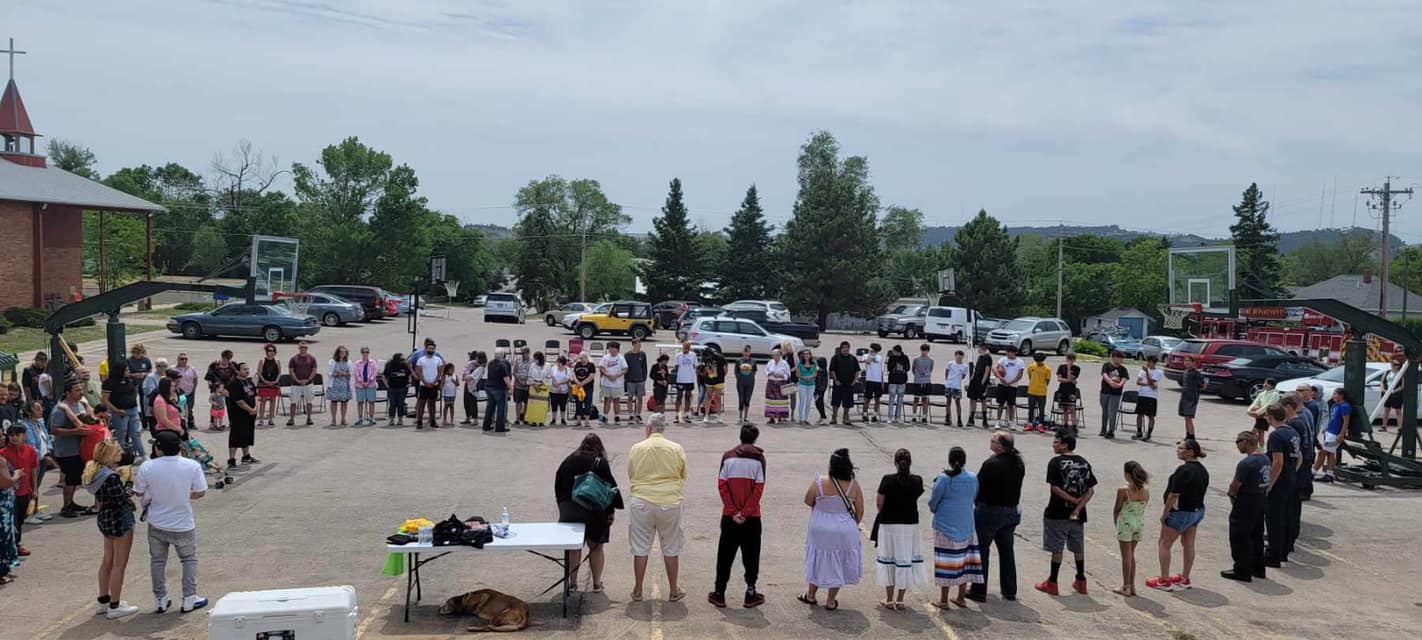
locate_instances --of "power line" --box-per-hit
[1362,177,1414,315]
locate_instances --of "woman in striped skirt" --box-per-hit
[763,349,791,423]
[928,446,984,608]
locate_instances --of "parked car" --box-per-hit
[1279,362,1422,420]
[675,306,726,339]
[546,302,595,327]
[1136,335,1184,361]
[1088,332,1144,358]
[482,292,526,324]
[985,317,1073,355]
[1164,339,1290,383]
[685,317,804,358]
[724,300,791,323]
[653,301,695,330]
[309,284,387,320]
[277,292,364,327]
[381,290,421,316]
[876,304,928,339]
[564,303,610,330]
[924,306,976,343]
[1201,355,1328,401]
[573,300,657,340]
[167,303,320,342]
[722,308,820,347]
[470,294,487,307]
[973,317,1007,344]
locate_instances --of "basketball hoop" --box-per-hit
[1159,303,1201,330]
[286,296,312,319]
[442,281,461,319]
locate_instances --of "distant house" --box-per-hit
[1289,274,1422,317]
[1082,307,1154,338]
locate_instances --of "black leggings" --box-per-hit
[815,388,827,420]
[463,392,479,421]
[550,392,569,414]
[737,380,755,411]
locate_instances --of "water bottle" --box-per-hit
[501,506,510,526]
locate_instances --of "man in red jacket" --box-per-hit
[709,424,766,608]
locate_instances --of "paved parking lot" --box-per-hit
[4,307,1420,639]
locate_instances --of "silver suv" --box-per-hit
[985,317,1072,355]
[876,304,928,339]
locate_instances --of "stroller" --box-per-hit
[147,423,233,489]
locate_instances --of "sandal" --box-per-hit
[880,601,897,611]
[931,601,952,610]
[824,600,838,611]
[668,589,686,602]
[894,602,906,611]
[0,575,14,585]
[951,597,967,608]
[796,593,817,606]
[591,583,605,593]
[631,590,643,602]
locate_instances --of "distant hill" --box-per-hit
[468,223,514,239]
[921,224,1402,255]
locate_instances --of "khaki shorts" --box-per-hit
[628,497,684,556]
[600,383,624,402]
[289,385,314,405]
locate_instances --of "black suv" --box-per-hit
[309,285,386,320]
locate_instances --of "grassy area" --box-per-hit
[0,325,170,356]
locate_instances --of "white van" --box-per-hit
[924,306,977,343]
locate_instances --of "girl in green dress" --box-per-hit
[1112,461,1149,596]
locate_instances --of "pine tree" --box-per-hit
[781,131,886,326]
[644,178,702,301]
[1229,183,1285,299]
[720,185,775,301]
[948,210,1023,317]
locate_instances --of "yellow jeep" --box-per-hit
[574,300,657,340]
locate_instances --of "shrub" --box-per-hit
[3,307,48,328]
[1071,338,1108,357]
[67,316,96,328]
[0,314,9,334]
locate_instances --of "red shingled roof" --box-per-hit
[0,79,36,136]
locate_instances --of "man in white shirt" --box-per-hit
[862,344,886,422]
[598,342,629,423]
[133,431,208,614]
[410,339,446,430]
[1133,355,1164,441]
[994,346,1026,428]
[674,342,699,424]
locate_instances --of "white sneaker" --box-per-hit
[106,602,140,619]
[181,595,209,613]
[155,594,172,613]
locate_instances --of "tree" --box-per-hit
[291,137,399,284]
[366,164,438,290]
[1390,246,1422,302]
[104,163,214,276]
[511,176,628,306]
[643,178,701,301]
[720,185,775,301]
[879,206,938,298]
[1283,230,1378,287]
[1230,183,1285,298]
[948,210,1023,317]
[1114,237,1169,318]
[584,239,637,301]
[187,226,228,275]
[47,139,97,178]
[781,131,887,326]
[694,231,728,301]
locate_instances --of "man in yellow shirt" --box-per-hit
[627,413,688,602]
[1026,353,1053,432]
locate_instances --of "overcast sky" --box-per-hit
[7,1,1421,239]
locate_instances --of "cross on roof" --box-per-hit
[1,38,25,82]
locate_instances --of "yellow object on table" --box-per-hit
[398,518,434,535]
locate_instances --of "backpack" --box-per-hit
[432,514,470,546]
[572,458,616,511]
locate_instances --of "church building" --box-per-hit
[0,39,163,310]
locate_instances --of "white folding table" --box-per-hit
[384,522,586,622]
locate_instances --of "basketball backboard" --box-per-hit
[1168,245,1235,314]
[250,235,300,301]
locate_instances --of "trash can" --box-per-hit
[208,585,358,640]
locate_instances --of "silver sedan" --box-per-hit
[1135,335,1184,360]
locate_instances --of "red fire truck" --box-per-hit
[1190,306,1401,364]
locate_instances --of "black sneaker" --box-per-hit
[60,504,79,518]
[707,592,726,608]
[1252,570,1267,579]
[228,458,239,469]
[1131,433,1143,440]
[241,455,260,464]
[743,591,765,608]
[964,592,987,603]
[1219,570,1251,583]
[305,418,313,426]
[286,419,295,426]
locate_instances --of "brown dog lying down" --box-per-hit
[438,589,538,632]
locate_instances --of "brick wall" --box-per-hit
[41,205,83,306]
[0,199,35,309]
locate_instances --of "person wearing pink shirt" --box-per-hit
[352,347,381,427]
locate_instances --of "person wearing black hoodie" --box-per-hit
[710,424,767,609]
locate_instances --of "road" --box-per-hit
[4,307,1419,639]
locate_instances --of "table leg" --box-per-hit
[403,553,414,623]
[414,552,423,602]
[562,549,571,618]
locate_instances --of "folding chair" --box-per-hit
[1118,390,1140,417]
[568,338,584,356]
[1050,389,1084,431]
[311,373,327,413]
[589,341,605,356]
[513,339,528,352]
[277,373,293,415]
[544,340,561,357]
[494,339,511,351]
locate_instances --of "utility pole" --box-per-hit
[577,203,589,302]
[1055,223,1064,319]
[1363,178,1414,317]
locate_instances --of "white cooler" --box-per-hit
[208,585,358,640]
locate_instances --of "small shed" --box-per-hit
[1082,307,1153,338]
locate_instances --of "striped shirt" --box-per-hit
[718,444,766,517]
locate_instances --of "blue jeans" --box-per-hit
[483,388,509,430]
[969,504,1021,599]
[796,384,815,422]
[887,383,906,421]
[113,407,144,460]
[388,387,408,419]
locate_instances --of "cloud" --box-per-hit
[8,0,1422,236]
